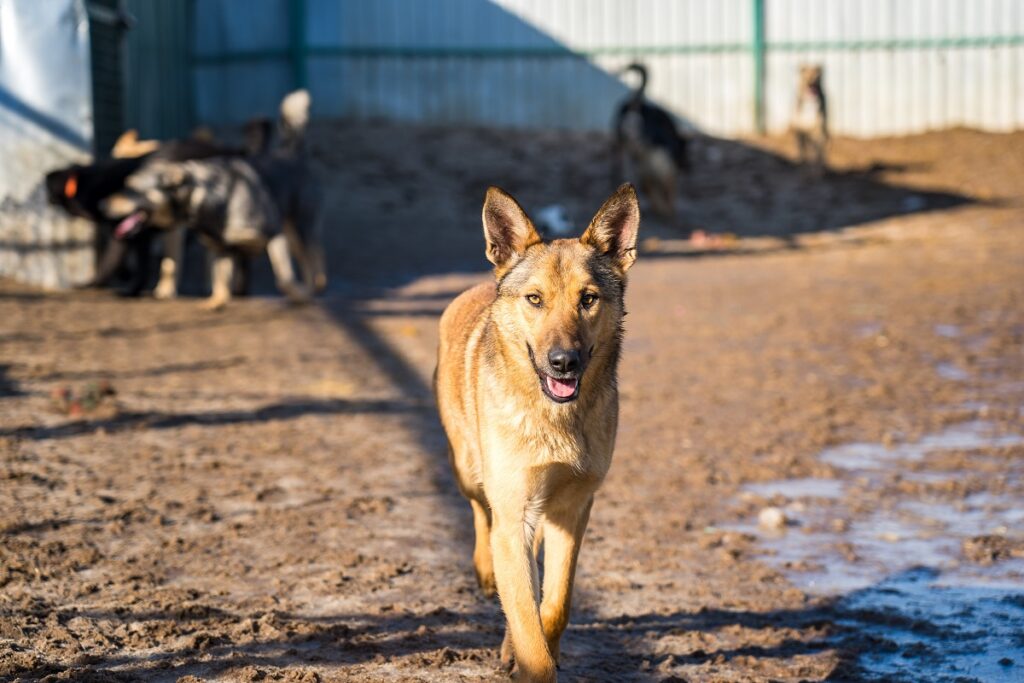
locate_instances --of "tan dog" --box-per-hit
[435,184,640,681]
[791,64,829,176]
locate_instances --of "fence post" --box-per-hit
[752,0,766,134]
[289,0,308,90]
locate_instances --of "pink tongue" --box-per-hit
[114,212,144,239]
[545,375,578,398]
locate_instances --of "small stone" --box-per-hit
[758,506,788,531]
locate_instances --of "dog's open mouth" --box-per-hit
[114,211,147,239]
[540,374,580,403]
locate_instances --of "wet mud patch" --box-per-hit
[735,417,1024,681]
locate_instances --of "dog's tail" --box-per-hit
[623,63,648,100]
[278,89,311,152]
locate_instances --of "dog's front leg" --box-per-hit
[490,500,555,682]
[540,493,593,664]
[154,228,184,299]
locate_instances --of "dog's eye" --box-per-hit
[580,293,598,309]
[525,294,543,307]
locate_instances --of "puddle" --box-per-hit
[819,421,1024,469]
[855,321,884,337]
[734,420,1024,680]
[752,422,1024,594]
[835,567,1024,682]
[934,324,961,338]
[743,477,844,500]
[936,362,971,381]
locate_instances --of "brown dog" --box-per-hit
[435,184,640,681]
[792,64,829,176]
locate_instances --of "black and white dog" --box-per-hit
[612,63,689,219]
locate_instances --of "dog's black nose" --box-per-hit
[548,348,580,374]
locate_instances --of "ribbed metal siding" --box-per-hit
[87,0,124,157]
[122,0,193,140]
[190,0,1024,137]
[765,0,1024,136]
[302,0,752,135]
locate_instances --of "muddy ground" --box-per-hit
[1,126,1023,682]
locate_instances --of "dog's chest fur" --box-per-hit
[473,323,618,479]
[793,88,826,132]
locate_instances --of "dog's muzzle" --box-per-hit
[529,344,586,403]
[100,194,150,239]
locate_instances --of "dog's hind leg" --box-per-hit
[470,499,496,598]
[283,220,311,288]
[231,254,250,296]
[201,253,234,311]
[267,234,311,304]
[154,228,184,300]
[539,493,593,664]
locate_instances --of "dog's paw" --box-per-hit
[499,630,515,672]
[199,297,228,312]
[153,282,178,300]
[475,569,497,598]
[278,282,312,306]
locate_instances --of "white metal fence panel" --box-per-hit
[765,0,1024,135]
[190,0,1023,136]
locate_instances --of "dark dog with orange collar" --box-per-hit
[45,138,244,296]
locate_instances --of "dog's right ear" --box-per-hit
[482,186,542,276]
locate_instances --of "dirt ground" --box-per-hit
[2,126,1023,682]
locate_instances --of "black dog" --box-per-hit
[612,63,689,218]
[45,138,244,296]
[99,90,325,310]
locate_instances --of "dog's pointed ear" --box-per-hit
[580,183,640,272]
[482,186,542,275]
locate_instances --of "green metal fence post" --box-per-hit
[289,0,308,90]
[185,0,197,132]
[752,0,766,134]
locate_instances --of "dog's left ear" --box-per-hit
[581,183,640,272]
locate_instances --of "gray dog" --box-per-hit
[102,90,326,309]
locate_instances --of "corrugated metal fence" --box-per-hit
[155,0,1024,137]
[122,0,193,142]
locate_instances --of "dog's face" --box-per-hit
[799,65,823,91]
[483,185,640,404]
[44,168,81,214]
[101,160,193,236]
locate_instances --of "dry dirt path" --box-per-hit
[2,207,1022,682]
